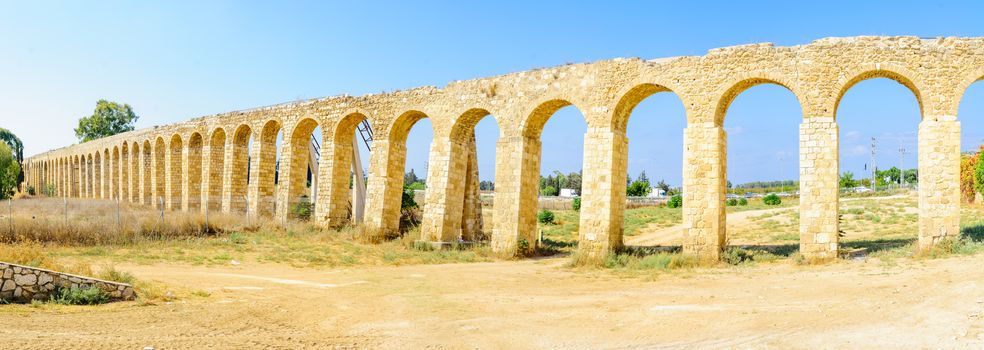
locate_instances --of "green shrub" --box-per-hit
[726,198,738,206]
[289,197,314,220]
[722,247,778,265]
[26,185,35,196]
[738,198,748,206]
[572,197,581,211]
[537,210,555,224]
[541,185,558,196]
[229,232,247,245]
[667,195,683,208]
[50,286,109,305]
[763,193,782,206]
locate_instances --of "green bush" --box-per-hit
[50,286,109,305]
[289,197,314,220]
[738,198,748,206]
[97,267,135,284]
[722,247,778,265]
[763,193,782,206]
[667,195,683,208]
[541,185,558,196]
[726,198,738,206]
[572,197,581,211]
[537,209,555,224]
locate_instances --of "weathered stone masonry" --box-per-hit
[0,262,135,303]
[22,36,984,261]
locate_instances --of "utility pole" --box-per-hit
[871,137,877,192]
[899,139,908,189]
[778,153,784,193]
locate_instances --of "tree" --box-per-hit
[566,171,582,192]
[975,150,984,197]
[0,128,23,185]
[636,171,650,186]
[75,100,140,142]
[404,168,419,185]
[961,152,979,203]
[626,180,651,197]
[656,179,671,195]
[0,142,19,199]
[839,171,857,189]
[541,185,558,196]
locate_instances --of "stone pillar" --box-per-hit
[577,128,628,259]
[491,135,540,255]
[682,123,727,261]
[181,143,192,211]
[918,118,961,248]
[799,118,840,259]
[119,151,128,201]
[246,131,269,217]
[166,145,181,210]
[316,134,355,227]
[364,139,406,239]
[221,138,236,213]
[274,136,303,221]
[460,133,484,241]
[420,135,468,243]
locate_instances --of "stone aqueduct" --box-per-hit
[20,36,984,261]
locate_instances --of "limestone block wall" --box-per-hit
[0,262,135,303]
[22,36,984,261]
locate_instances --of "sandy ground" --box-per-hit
[0,253,982,349]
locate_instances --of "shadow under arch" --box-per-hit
[228,124,253,212]
[318,111,370,226]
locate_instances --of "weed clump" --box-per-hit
[50,286,109,305]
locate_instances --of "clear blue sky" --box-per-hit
[3,1,984,186]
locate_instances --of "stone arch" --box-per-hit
[388,110,429,143]
[129,142,139,202]
[153,137,166,207]
[832,66,924,120]
[319,112,369,226]
[280,118,322,218]
[206,128,226,212]
[612,82,690,132]
[93,151,102,199]
[111,146,120,200]
[253,119,282,216]
[167,134,183,210]
[442,107,500,241]
[187,132,204,211]
[141,140,152,204]
[521,98,582,139]
[227,124,253,212]
[952,68,984,117]
[714,75,805,126]
[120,142,130,201]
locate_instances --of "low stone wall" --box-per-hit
[0,262,135,303]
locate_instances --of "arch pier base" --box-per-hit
[917,117,961,249]
[364,139,406,240]
[682,123,726,262]
[576,128,628,261]
[491,135,540,256]
[799,117,840,260]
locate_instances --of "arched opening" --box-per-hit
[392,111,431,233]
[520,100,587,253]
[718,79,802,249]
[254,120,282,216]
[206,129,226,212]
[168,134,183,210]
[835,72,922,249]
[614,84,688,248]
[141,140,152,204]
[72,155,80,197]
[321,113,372,226]
[187,133,204,211]
[153,138,166,207]
[120,142,130,201]
[229,124,252,213]
[130,143,139,203]
[957,76,984,205]
[93,152,102,199]
[112,146,120,200]
[441,108,500,242]
[280,118,322,220]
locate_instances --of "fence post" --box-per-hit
[244,195,250,227]
[63,197,68,226]
[204,202,209,234]
[158,197,164,228]
[7,199,12,235]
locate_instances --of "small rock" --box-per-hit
[38,273,53,285]
[14,273,36,286]
[13,267,21,274]
[3,269,11,279]
[230,260,241,266]
[1,279,15,292]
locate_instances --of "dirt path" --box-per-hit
[1,254,983,349]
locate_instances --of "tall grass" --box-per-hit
[0,198,265,245]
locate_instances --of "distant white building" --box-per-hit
[559,188,578,197]
[647,188,667,198]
